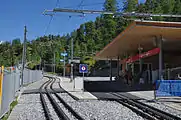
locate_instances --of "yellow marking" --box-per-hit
[0,66,4,105]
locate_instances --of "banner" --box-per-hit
[122,48,160,64]
[156,80,181,97]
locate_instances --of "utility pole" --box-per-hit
[52,56,53,73]
[63,52,66,77]
[54,52,56,73]
[71,38,74,84]
[21,25,27,86]
[10,40,14,67]
[39,57,41,70]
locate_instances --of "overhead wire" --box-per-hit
[44,16,54,35]
[44,0,60,35]
[77,0,85,8]
[55,0,60,7]
[45,0,104,35]
[63,2,104,8]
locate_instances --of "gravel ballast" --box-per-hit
[9,77,146,120]
[43,94,59,120]
[52,94,78,120]
[8,94,45,120]
[9,93,145,120]
[68,100,144,120]
[18,94,41,104]
[140,100,181,118]
[57,93,76,102]
[56,92,144,120]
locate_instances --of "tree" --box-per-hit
[12,38,21,45]
[173,0,181,21]
[101,0,117,44]
[123,0,138,12]
[2,0,181,70]
[85,21,96,53]
[103,0,117,12]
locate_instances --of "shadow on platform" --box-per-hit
[84,80,154,92]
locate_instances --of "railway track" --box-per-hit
[40,76,84,120]
[56,77,79,100]
[39,79,52,120]
[111,92,181,120]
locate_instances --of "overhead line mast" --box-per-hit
[43,8,181,18]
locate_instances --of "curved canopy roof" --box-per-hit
[95,20,181,60]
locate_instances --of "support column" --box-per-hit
[159,36,163,80]
[138,45,143,73]
[131,63,134,85]
[117,56,120,77]
[125,53,128,70]
[147,64,150,84]
[110,59,112,81]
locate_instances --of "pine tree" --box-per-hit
[102,0,117,45]
[123,0,138,12]
[173,0,181,21]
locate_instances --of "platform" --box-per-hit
[58,77,98,100]
[128,91,155,100]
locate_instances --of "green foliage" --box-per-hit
[82,56,96,70]
[123,0,138,12]
[1,0,181,71]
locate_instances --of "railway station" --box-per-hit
[2,0,181,119]
[95,20,181,86]
[4,20,181,120]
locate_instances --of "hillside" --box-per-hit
[0,0,181,72]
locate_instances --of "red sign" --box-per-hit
[123,48,160,63]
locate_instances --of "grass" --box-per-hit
[1,97,18,120]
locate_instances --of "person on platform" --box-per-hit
[139,76,144,84]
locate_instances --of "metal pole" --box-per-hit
[52,58,53,73]
[82,72,84,92]
[159,36,163,80]
[63,55,65,77]
[39,57,41,70]
[110,59,112,81]
[117,56,119,77]
[138,45,143,73]
[21,25,27,87]
[71,38,74,83]
[54,52,55,73]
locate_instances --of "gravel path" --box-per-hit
[8,94,45,120]
[18,94,41,103]
[140,100,181,118]
[10,102,45,120]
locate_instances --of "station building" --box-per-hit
[95,20,181,85]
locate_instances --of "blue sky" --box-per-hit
[0,0,145,42]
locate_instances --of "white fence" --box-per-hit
[0,67,43,118]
